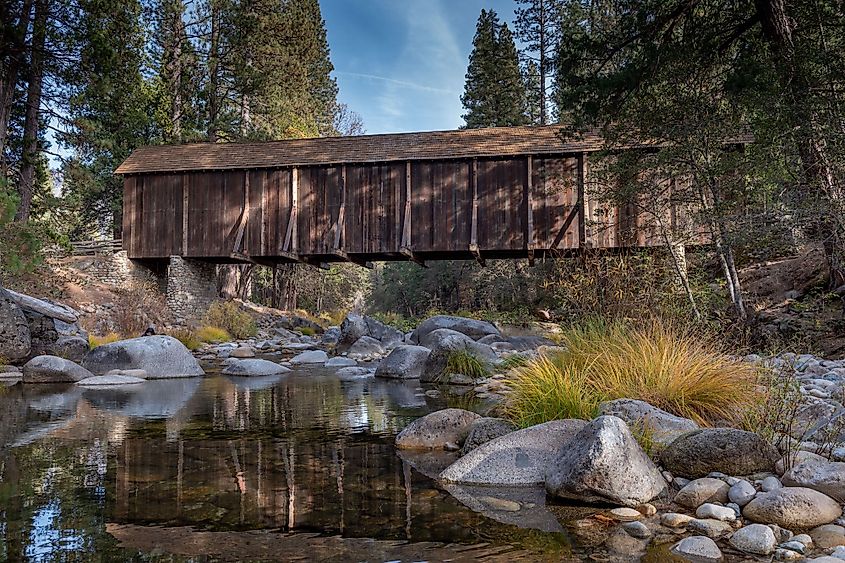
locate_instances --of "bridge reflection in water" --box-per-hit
[0,370,577,561]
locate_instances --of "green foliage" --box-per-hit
[204,301,257,339]
[461,9,528,128]
[0,180,47,279]
[298,327,316,337]
[195,325,231,344]
[497,354,531,372]
[504,320,760,428]
[444,349,490,380]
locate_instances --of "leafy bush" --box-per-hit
[444,348,490,380]
[298,326,316,337]
[89,332,122,349]
[0,180,47,280]
[168,329,201,351]
[504,320,759,428]
[204,301,257,339]
[195,325,231,343]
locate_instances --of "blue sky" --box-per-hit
[322,0,517,134]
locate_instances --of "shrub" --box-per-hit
[204,301,257,339]
[443,348,490,380]
[504,320,759,428]
[89,332,122,349]
[298,326,316,337]
[496,354,531,372]
[195,325,231,343]
[168,329,201,351]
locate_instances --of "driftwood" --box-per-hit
[1,288,78,323]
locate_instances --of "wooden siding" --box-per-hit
[122,153,684,261]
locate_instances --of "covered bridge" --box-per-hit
[115,125,680,269]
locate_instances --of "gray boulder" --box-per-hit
[460,417,518,455]
[23,355,94,383]
[440,419,586,486]
[339,314,368,346]
[321,327,340,346]
[289,350,329,364]
[545,415,667,507]
[505,335,556,351]
[0,293,30,362]
[729,524,776,556]
[324,356,357,368]
[674,478,731,508]
[660,428,779,478]
[222,359,291,376]
[77,374,145,386]
[420,329,496,383]
[395,408,480,450]
[671,536,722,562]
[336,366,373,380]
[374,345,431,379]
[51,336,89,362]
[598,398,698,448]
[347,336,385,360]
[365,317,404,348]
[83,335,204,378]
[412,315,500,343]
[782,458,845,502]
[743,487,842,529]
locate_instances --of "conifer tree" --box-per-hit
[461,10,528,129]
[514,0,561,125]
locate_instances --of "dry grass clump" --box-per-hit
[89,332,122,349]
[168,328,202,351]
[504,320,759,428]
[195,325,231,343]
[204,301,257,339]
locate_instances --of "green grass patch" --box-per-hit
[496,354,531,372]
[444,348,490,380]
[195,325,231,343]
[89,332,121,349]
[298,326,316,337]
[503,320,759,428]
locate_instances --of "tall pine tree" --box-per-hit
[461,10,527,129]
[514,0,561,125]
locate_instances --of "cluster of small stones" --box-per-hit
[165,257,218,324]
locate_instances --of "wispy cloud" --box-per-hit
[335,71,456,94]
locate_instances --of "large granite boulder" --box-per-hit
[743,487,842,529]
[420,329,496,383]
[395,408,480,450]
[339,314,404,350]
[339,314,368,346]
[440,419,586,486]
[660,428,779,478]
[289,350,329,364]
[83,335,204,378]
[347,335,385,360]
[505,335,556,351]
[782,458,845,502]
[222,359,291,376]
[460,417,518,455]
[374,345,431,379]
[23,355,94,383]
[545,415,667,507]
[598,399,699,449]
[0,293,30,362]
[674,478,731,508]
[411,315,500,343]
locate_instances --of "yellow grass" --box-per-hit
[168,329,201,351]
[89,332,121,349]
[204,301,257,339]
[504,320,759,428]
[195,325,231,343]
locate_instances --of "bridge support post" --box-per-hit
[165,256,218,324]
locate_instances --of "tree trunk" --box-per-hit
[0,0,33,174]
[756,0,845,288]
[14,0,46,222]
[206,0,219,142]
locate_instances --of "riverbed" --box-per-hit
[0,367,616,562]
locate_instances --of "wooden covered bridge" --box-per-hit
[115,125,679,269]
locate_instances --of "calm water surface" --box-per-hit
[0,367,593,562]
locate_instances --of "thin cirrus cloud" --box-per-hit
[324,0,515,134]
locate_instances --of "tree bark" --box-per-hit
[755,0,845,288]
[14,0,46,222]
[0,0,33,174]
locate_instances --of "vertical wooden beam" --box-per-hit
[526,156,535,265]
[232,171,250,253]
[260,172,267,256]
[181,175,189,255]
[578,152,587,248]
[333,165,346,249]
[401,161,412,250]
[469,158,484,265]
[283,166,299,253]
[393,165,401,250]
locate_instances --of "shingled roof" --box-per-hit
[115,125,608,174]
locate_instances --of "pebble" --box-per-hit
[671,536,723,562]
[769,524,793,543]
[773,548,803,561]
[636,503,657,517]
[830,546,845,559]
[661,513,694,528]
[761,476,783,492]
[779,540,806,554]
[729,523,777,555]
[696,503,737,522]
[609,507,642,522]
[478,496,520,512]
[728,479,757,507]
[810,524,845,549]
[791,533,812,548]
[622,521,650,539]
[687,518,734,538]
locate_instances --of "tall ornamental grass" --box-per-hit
[504,320,759,427]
